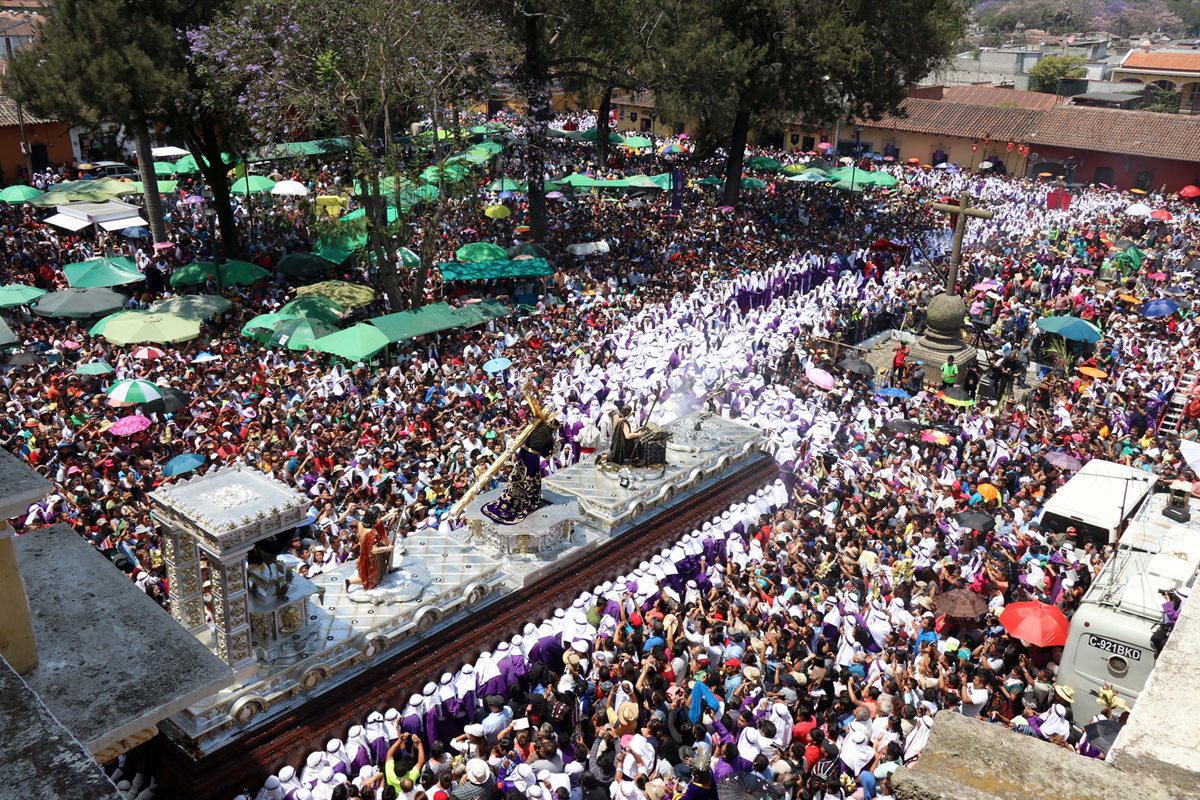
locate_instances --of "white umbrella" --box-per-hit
[271,180,309,197]
[1179,439,1200,476]
[151,145,190,158]
[978,161,994,169]
[1124,202,1152,217]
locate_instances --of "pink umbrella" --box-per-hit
[805,367,835,390]
[816,142,833,151]
[1147,272,1168,281]
[1073,267,1094,275]
[153,241,175,251]
[972,279,998,291]
[717,205,735,213]
[108,415,152,436]
[60,340,82,350]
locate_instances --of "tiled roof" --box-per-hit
[0,94,54,126]
[941,85,1061,110]
[1030,105,1200,162]
[858,99,1200,163]
[861,98,1040,142]
[1120,50,1200,74]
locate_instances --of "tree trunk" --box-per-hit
[132,123,168,245]
[363,174,403,309]
[721,103,752,207]
[596,87,613,168]
[522,12,549,242]
[185,121,241,257]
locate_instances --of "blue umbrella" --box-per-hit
[1141,298,1179,318]
[1035,315,1102,343]
[483,356,512,374]
[877,387,911,399]
[121,226,150,238]
[163,453,205,476]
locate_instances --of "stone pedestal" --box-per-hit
[909,293,977,386]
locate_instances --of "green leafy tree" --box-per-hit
[1141,87,1181,113]
[486,0,664,240]
[655,0,968,205]
[4,0,189,244]
[1027,54,1086,93]
[193,0,513,307]
[6,0,242,252]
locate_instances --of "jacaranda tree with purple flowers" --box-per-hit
[191,0,513,308]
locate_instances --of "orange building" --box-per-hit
[0,94,76,183]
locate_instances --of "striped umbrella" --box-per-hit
[106,379,163,407]
[130,346,167,360]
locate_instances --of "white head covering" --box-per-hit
[455,663,477,697]
[1038,704,1070,739]
[420,682,439,716]
[383,707,400,739]
[475,651,501,684]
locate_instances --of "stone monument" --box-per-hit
[909,193,994,385]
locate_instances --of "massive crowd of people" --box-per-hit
[3,112,1197,800]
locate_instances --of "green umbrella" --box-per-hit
[267,318,339,351]
[241,311,299,341]
[420,163,471,184]
[621,136,653,150]
[456,242,509,262]
[697,176,723,187]
[34,288,127,319]
[150,294,232,319]
[398,247,420,268]
[310,323,389,362]
[75,360,114,376]
[231,175,276,195]
[831,177,866,192]
[173,152,234,174]
[789,172,832,184]
[88,310,133,335]
[0,283,46,308]
[276,253,333,278]
[153,161,178,177]
[170,259,269,287]
[508,242,551,259]
[0,317,14,347]
[471,140,504,154]
[102,311,201,345]
[280,296,346,325]
[577,128,624,144]
[740,177,769,190]
[746,156,782,172]
[487,178,524,192]
[781,164,805,175]
[64,257,142,289]
[0,185,43,203]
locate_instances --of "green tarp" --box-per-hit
[369,300,512,343]
[370,302,464,343]
[248,137,351,162]
[438,258,552,282]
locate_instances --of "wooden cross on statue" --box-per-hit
[930,193,995,294]
[449,384,557,518]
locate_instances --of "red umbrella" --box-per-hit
[999,601,1069,647]
[1178,185,1200,199]
[130,346,166,360]
[1150,209,1172,221]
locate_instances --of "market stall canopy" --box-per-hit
[0,283,46,308]
[449,299,511,327]
[0,316,14,347]
[247,137,350,162]
[280,295,346,324]
[369,302,464,343]
[151,145,191,159]
[169,259,268,287]
[438,257,552,282]
[309,323,389,361]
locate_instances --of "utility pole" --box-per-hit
[2,20,34,180]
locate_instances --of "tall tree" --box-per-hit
[489,0,663,240]
[193,0,510,308]
[655,0,968,205]
[1027,54,1086,93]
[4,0,191,244]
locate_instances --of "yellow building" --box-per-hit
[612,93,685,139]
[1112,49,1200,114]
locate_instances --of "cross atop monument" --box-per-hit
[930,192,995,293]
